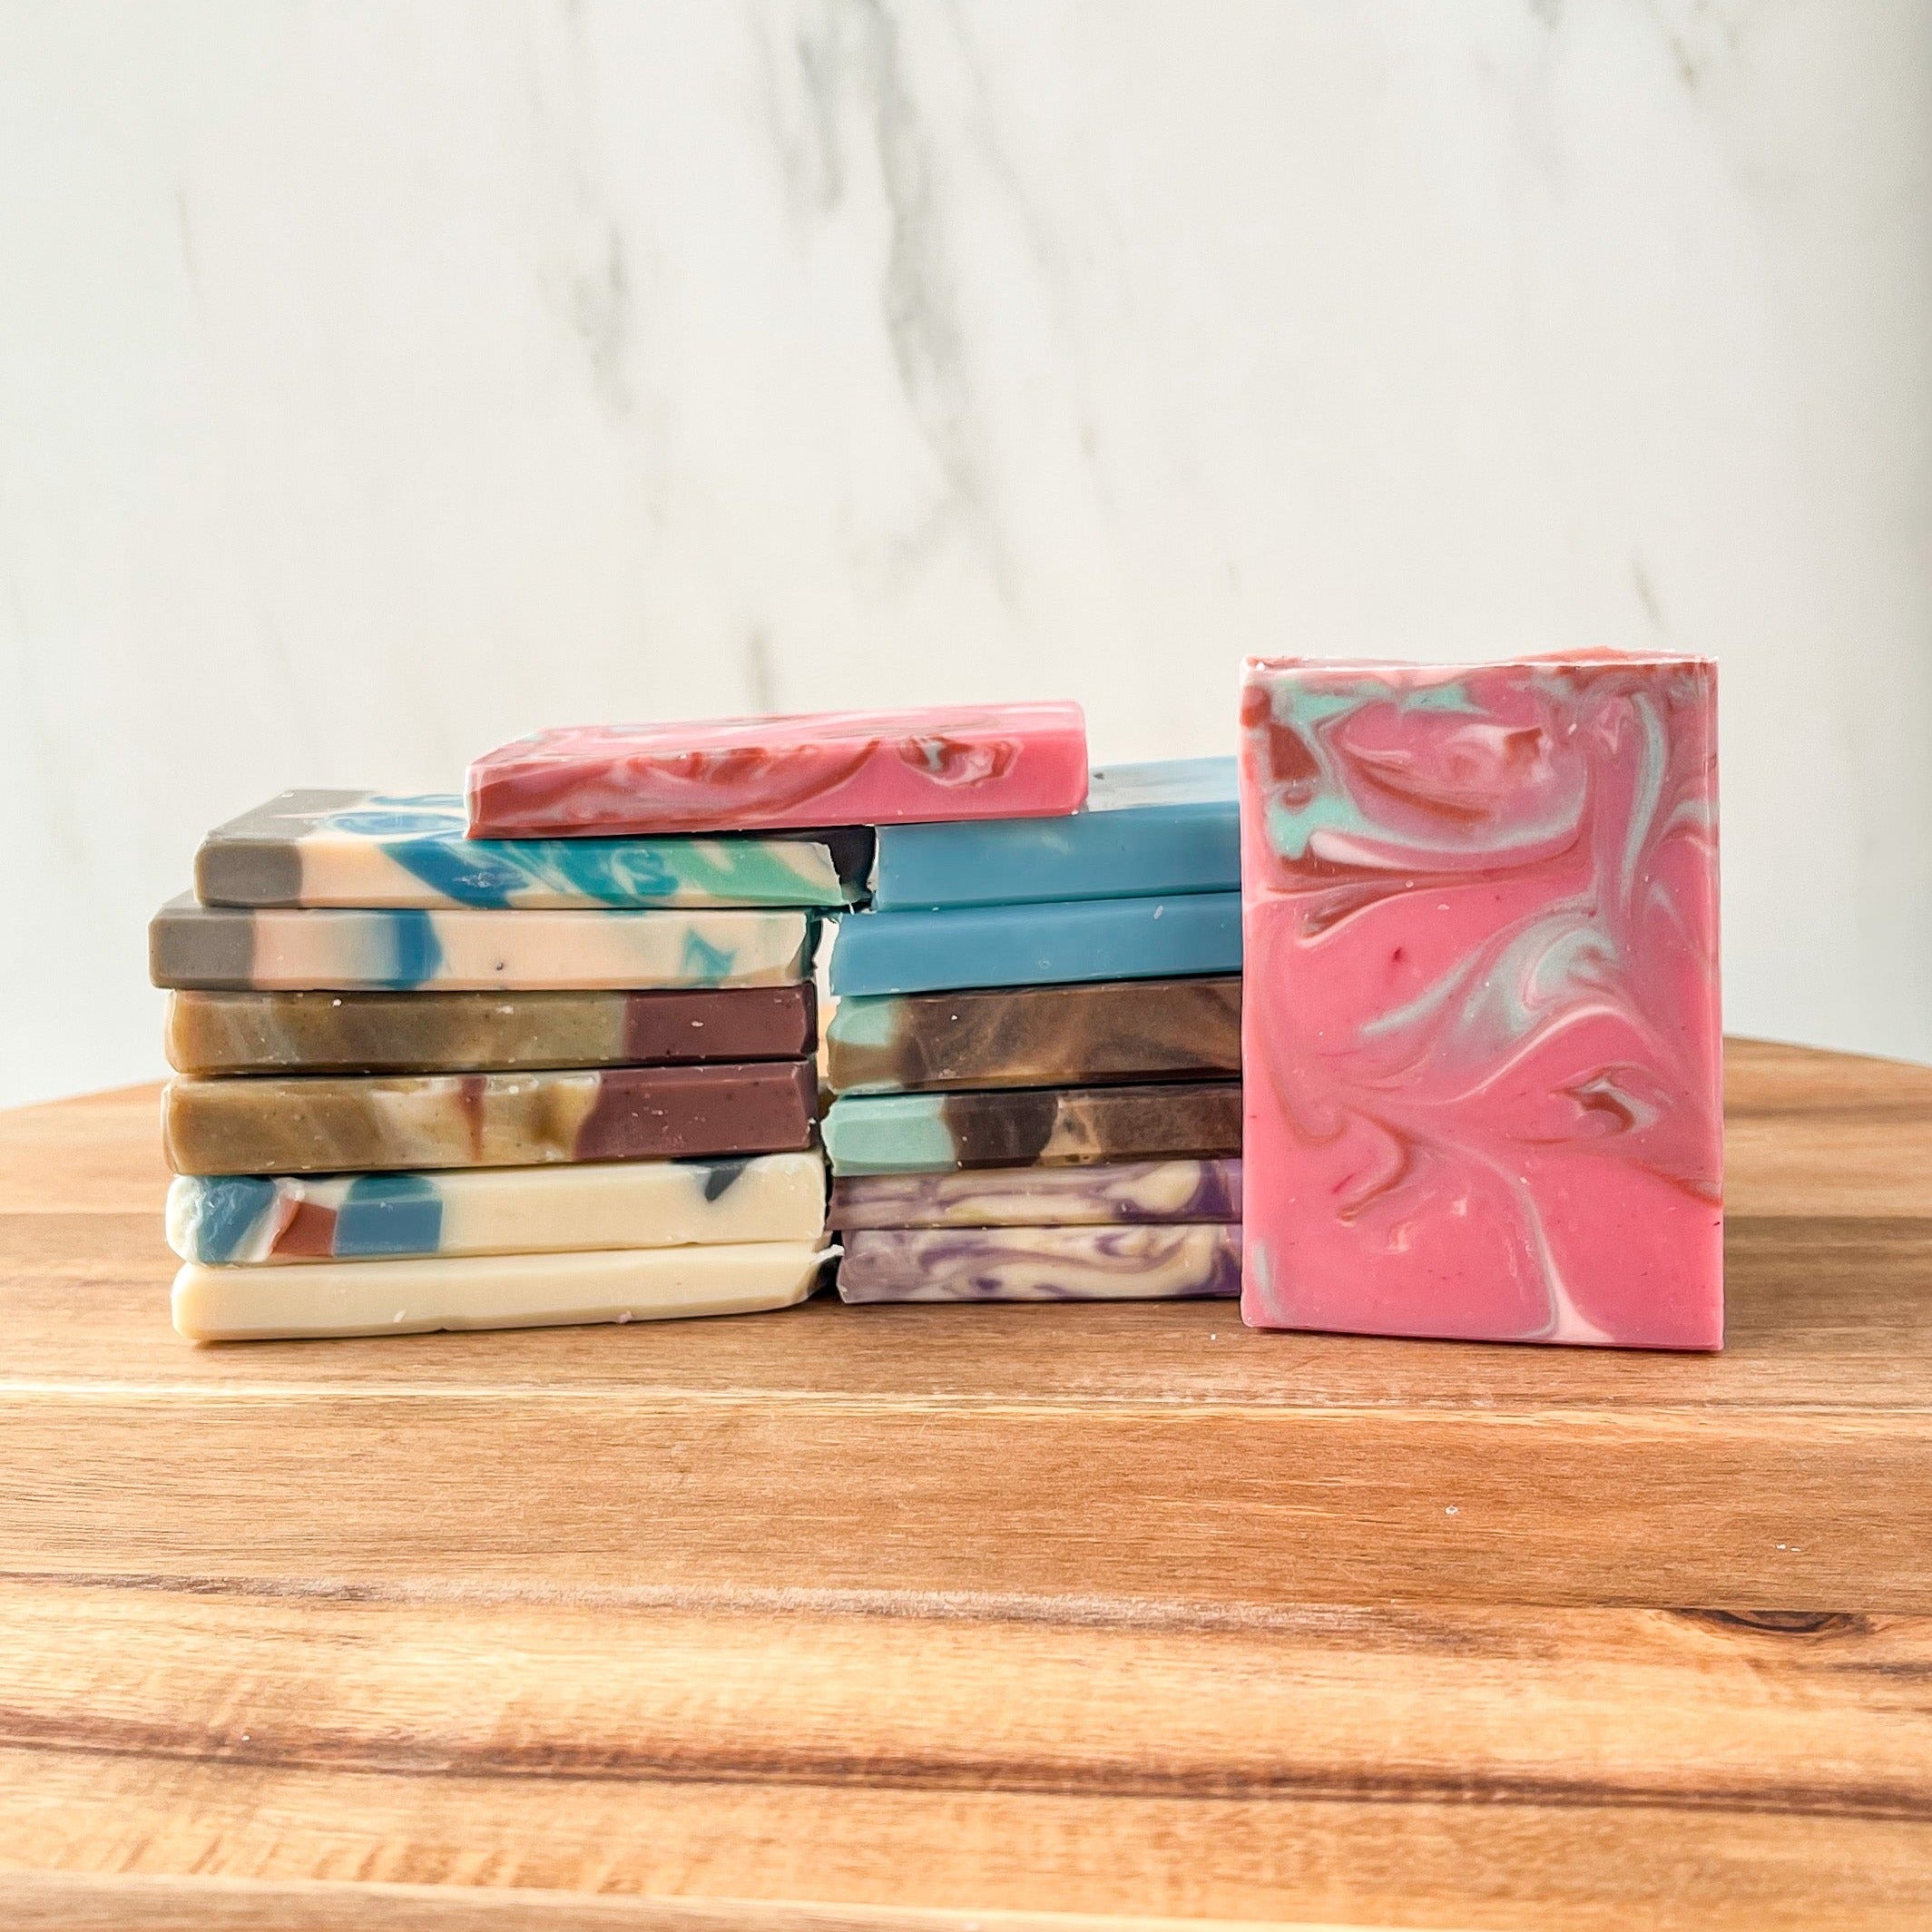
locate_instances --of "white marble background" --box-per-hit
[1,0,1927,1105]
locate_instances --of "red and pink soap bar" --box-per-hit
[467,703,1089,838]
[1238,652,1722,1350]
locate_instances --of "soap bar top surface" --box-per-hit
[196,790,865,909]
[829,1158,1241,1229]
[168,1152,827,1264]
[822,1080,1241,1175]
[1239,652,1723,1349]
[467,702,1090,838]
[164,985,815,1075]
[870,756,1239,909]
[837,1224,1241,1303]
[827,976,1241,1094]
[150,897,812,993]
[827,891,1241,998]
[163,1060,819,1176]
[172,1240,828,1342]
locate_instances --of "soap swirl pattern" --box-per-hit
[837,1223,1241,1302]
[829,1158,1242,1230]
[465,703,1090,837]
[321,794,848,908]
[1238,656,1722,1349]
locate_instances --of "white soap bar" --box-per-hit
[172,1241,829,1341]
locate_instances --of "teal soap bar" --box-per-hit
[869,757,1238,909]
[827,891,1241,997]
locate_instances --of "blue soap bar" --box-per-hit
[828,891,1241,997]
[869,757,1238,909]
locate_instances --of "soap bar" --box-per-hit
[827,976,1240,1094]
[837,1224,1240,1303]
[466,702,1089,837]
[168,1152,827,1264]
[827,892,1241,998]
[163,1060,819,1176]
[172,1240,829,1341]
[829,1158,1241,1229]
[1240,652,1723,1349]
[823,1080,1241,1175]
[196,789,868,908]
[150,896,811,992]
[164,984,816,1075]
[870,757,1239,909]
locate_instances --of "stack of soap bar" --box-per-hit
[822,759,1243,1303]
[153,792,840,1342]
[1238,652,1723,1349]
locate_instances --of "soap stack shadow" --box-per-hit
[147,792,861,1341]
[821,760,1245,1303]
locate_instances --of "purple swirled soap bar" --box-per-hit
[838,1224,1241,1303]
[1239,652,1723,1349]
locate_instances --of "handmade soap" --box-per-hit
[466,702,1089,837]
[829,1158,1241,1230]
[827,976,1240,1094]
[172,1240,829,1341]
[168,1152,827,1264]
[822,1080,1241,1176]
[163,1060,819,1176]
[164,984,815,1075]
[870,757,1239,909]
[827,892,1241,998]
[150,897,811,993]
[1239,652,1723,1349]
[196,789,867,908]
[837,1224,1240,1303]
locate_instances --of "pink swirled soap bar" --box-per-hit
[467,703,1089,838]
[1239,652,1722,1350]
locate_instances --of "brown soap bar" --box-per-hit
[822,1080,1241,1174]
[825,975,1241,1094]
[164,985,817,1075]
[163,1061,819,1177]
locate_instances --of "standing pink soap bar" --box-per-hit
[1239,653,1722,1350]
[467,703,1089,838]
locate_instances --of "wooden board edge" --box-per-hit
[0,1868,1456,1932]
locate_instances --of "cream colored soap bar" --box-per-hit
[172,1241,829,1341]
[167,1152,829,1265]
[150,896,812,992]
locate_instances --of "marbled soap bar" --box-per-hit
[870,757,1239,909]
[827,892,1241,998]
[197,790,868,908]
[823,1081,1241,1176]
[829,1158,1241,1229]
[165,984,815,1075]
[827,976,1241,1094]
[468,702,1089,838]
[172,1240,829,1341]
[1240,652,1723,1350]
[837,1224,1241,1303]
[163,1061,818,1176]
[150,896,811,992]
[168,1152,827,1264]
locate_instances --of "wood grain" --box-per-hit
[1,1038,1929,1927]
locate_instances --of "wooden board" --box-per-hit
[0,1039,1928,1929]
